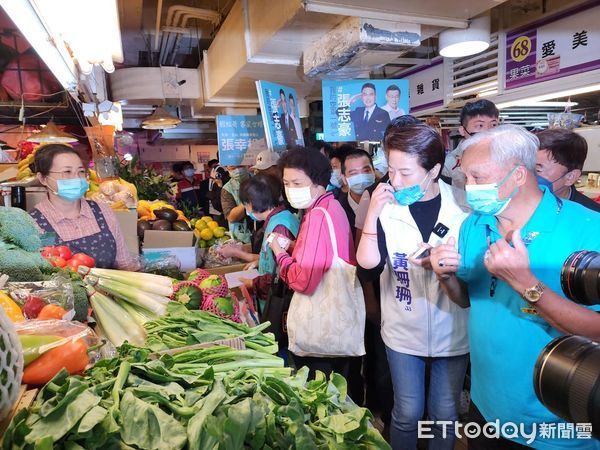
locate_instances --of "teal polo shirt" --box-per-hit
[458,187,600,449]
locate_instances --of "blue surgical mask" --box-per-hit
[329,169,343,188]
[465,166,519,215]
[183,168,195,177]
[54,178,89,201]
[536,172,567,194]
[247,211,258,221]
[347,172,375,194]
[390,172,433,206]
[230,168,249,181]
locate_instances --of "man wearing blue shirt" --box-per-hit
[431,124,600,450]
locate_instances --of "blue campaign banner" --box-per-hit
[322,79,409,142]
[216,115,265,166]
[256,80,305,151]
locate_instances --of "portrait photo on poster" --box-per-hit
[256,80,305,151]
[322,79,409,142]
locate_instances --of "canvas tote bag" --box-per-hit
[287,207,366,357]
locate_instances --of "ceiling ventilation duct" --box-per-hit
[303,17,421,78]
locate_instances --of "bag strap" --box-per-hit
[313,207,339,259]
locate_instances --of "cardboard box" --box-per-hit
[114,210,139,256]
[142,230,197,271]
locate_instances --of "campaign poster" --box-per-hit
[216,115,265,166]
[323,79,409,142]
[256,80,305,151]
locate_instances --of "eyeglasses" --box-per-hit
[48,169,89,179]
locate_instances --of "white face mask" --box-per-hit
[285,185,315,209]
[347,172,375,194]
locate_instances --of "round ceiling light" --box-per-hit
[141,106,181,130]
[439,15,491,58]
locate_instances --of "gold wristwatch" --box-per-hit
[522,282,545,304]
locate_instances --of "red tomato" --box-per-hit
[49,256,67,268]
[41,246,59,258]
[70,253,95,268]
[55,245,72,260]
[66,259,81,271]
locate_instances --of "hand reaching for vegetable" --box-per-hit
[217,244,241,259]
[244,261,258,271]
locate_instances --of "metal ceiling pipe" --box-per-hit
[160,5,220,66]
[159,5,221,64]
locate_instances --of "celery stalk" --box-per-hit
[120,301,158,327]
[82,267,175,291]
[89,288,146,346]
[86,276,168,316]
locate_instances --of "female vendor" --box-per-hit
[30,144,138,270]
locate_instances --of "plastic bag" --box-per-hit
[8,273,75,320]
[202,239,243,268]
[14,320,107,384]
[140,254,185,280]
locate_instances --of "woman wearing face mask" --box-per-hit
[31,144,138,270]
[221,165,253,244]
[356,125,470,450]
[229,174,300,302]
[269,147,362,379]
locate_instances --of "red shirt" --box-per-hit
[276,193,356,295]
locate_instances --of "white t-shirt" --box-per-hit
[382,105,406,121]
[354,190,372,230]
[348,193,360,213]
[441,140,468,190]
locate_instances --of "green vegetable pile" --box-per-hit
[145,302,278,354]
[3,342,390,450]
[0,207,52,282]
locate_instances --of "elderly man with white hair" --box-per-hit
[430,124,600,450]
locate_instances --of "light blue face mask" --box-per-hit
[247,210,258,221]
[329,169,343,188]
[347,172,375,194]
[230,168,249,181]
[55,178,89,201]
[465,166,519,215]
[390,172,433,206]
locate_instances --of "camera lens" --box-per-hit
[534,335,600,439]
[561,250,600,305]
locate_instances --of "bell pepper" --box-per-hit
[19,334,63,365]
[22,338,89,385]
[37,304,67,320]
[0,291,24,322]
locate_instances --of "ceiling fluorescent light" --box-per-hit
[478,89,498,97]
[497,84,600,109]
[28,0,123,75]
[439,15,490,58]
[0,0,78,91]
[509,101,579,108]
[453,81,497,97]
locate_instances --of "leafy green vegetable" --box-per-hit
[120,391,187,450]
[3,313,390,450]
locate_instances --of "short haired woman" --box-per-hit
[269,147,364,379]
[357,125,470,450]
[31,144,138,270]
